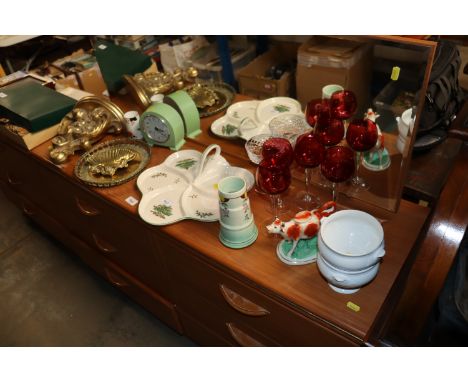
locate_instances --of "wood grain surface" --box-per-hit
[18,93,432,342]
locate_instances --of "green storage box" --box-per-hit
[0,78,76,132]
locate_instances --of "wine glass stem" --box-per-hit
[305,167,312,196]
[271,194,280,219]
[332,182,337,202]
[355,152,362,178]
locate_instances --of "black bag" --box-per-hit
[414,40,465,151]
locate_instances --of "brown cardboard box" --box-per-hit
[31,50,109,97]
[71,65,108,97]
[238,44,298,99]
[296,37,372,109]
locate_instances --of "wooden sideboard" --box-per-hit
[0,95,433,346]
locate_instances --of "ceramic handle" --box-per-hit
[226,322,265,346]
[7,172,21,186]
[75,197,101,216]
[375,248,386,259]
[104,268,128,287]
[92,234,117,254]
[196,144,221,178]
[333,274,346,282]
[219,284,270,316]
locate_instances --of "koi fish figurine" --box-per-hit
[266,201,336,258]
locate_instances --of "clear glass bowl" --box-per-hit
[268,113,311,146]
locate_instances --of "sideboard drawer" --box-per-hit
[178,287,279,346]
[0,143,47,205]
[178,311,234,347]
[165,241,358,346]
[102,260,183,334]
[33,166,171,297]
[86,200,171,297]
[9,193,183,335]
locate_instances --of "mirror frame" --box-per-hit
[371,36,437,212]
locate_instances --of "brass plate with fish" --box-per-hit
[74,138,151,187]
[185,82,235,117]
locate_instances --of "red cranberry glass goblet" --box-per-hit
[315,117,345,147]
[262,137,294,168]
[330,90,358,120]
[320,146,355,202]
[346,118,378,191]
[257,159,292,220]
[294,132,326,209]
[305,98,330,128]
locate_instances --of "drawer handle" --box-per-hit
[104,268,128,287]
[75,197,101,216]
[219,284,270,317]
[226,323,265,347]
[22,202,35,216]
[7,172,21,186]
[92,234,117,254]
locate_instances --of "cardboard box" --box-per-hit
[31,50,109,97]
[189,42,255,82]
[238,44,297,99]
[296,37,372,109]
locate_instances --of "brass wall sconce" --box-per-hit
[123,67,199,109]
[49,96,126,164]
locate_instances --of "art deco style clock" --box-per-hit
[164,90,201,138]
[140,103,185,151]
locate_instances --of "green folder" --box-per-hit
[94,40,152,94]
[0,78,76,133]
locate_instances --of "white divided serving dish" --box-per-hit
[137,144,254,226]
[210,97,303,141]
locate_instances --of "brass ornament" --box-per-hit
[74,138,151,187]
[185,82,236,117]
[49,96,126,164]
[185,83,219,109]
[123,66,199,109]
[87,148,137,177]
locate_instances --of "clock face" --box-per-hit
[142,114,171,143]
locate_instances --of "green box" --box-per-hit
[0,78,76,132]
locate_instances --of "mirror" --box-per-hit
[182,35,437,213]
[326,36,437,212]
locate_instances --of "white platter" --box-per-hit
[255,97,302,123]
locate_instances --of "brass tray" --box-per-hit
[74,138,151,187]
[185,82,235,118]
